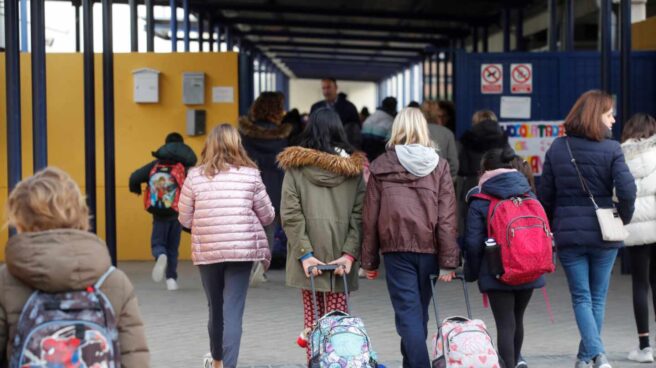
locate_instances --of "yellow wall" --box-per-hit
[633,16,656,51]
[0,52,239,260]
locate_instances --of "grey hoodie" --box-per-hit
[395,144,439,177]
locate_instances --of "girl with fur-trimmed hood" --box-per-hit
[277,108,366,362]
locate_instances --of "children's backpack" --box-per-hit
[308,265,378,368]
[471,193,555,286]
[144,161,186,216]
[431,275,500,368]
[10,267,121,368]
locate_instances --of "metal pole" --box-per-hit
[170,0,177,51]
[565,0,575,51]
[75,1,81,52]
[436,53,442,100]
[6,0,23,198]
[216,23,221,51]
[31,0,48,171]
[427,54,433,100]
[129,0,137,51]
[20,0,28,51]
[502,7,511,52]
[226,26,233,51]
[183,0,190,51]
[600,0,612,93]
[620,0,631,126]
[146,0,154,51]
[482,26,489,52]
[239,47,252,115]
[83,0,97,232]
[549,0,558,51]
[102,0,117,265]
[472,26,478,53]
[516,8,524,51]
[198,12,204,51]
[208,16,214,52]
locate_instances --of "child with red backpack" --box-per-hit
[463,147,555,368]
[129,132,197,291]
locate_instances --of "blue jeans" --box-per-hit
[558,246,618,362]
[151,218,181,280]
[384,252,438,368]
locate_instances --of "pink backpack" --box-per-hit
[471,193,555,286]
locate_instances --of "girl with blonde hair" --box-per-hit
[178,124,275,368]
[362,108,459,367]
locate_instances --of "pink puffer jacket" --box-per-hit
[178,166,275,268]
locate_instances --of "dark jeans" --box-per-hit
[627,245,656,336]
[199,262,252,368]
[384,252,438,368]
[488,290,534,368]
[151,218,181,280]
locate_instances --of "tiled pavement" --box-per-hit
[123,261,652,368]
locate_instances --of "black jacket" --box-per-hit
[129,141,197,218]
[310,96,362,149]
[239,117,292,214]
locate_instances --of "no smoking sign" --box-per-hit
[511,63,532,94]
[481,64,503,94]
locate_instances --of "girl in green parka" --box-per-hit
[277,108,367,362]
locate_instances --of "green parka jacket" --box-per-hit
[278,147,366,292]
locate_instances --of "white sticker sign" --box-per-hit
[212,86,234,103]
[500,96,531,119]
[510,63,532,94]
[481,64,503,94]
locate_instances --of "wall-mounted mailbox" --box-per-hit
[183,72,205,105]
[133,68,160,103]
[186,109,206,136]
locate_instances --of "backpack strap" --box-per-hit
[94,266,116,289]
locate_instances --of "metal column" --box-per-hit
[20,0,28,51]
[215,23,221,51]
[6,0,23,196]
[83,0,97,232]
[208,16,214,52]
[239,47,253,115]
[226,26,233,51]
[75,1,81,52]
[198,12,204,51]
[102,0,117,265]
[31,0,48,171]
[129,0,137,51]
[516,8,524,51]
[437,53,442,100]
[183,0,190,51]
[482,26,489,52]
[146,0,154,52]
[472,27,478,53]
[548,0,558,51]
[620,0,631,125]
[565,0,575,51]
[600,0,612,93]
[502,7,511,52]
[170,0,177,51]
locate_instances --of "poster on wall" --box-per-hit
[500,121,565,175]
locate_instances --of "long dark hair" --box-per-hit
[621,113,656,143]
[297,108,354,154]
[481,146,516,171]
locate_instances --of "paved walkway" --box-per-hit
[123,261,651,368]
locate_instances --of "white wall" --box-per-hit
[289,79,377,114]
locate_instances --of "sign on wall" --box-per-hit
[510,63,533,94]
[500,121,565,175]
[481,64,503,94]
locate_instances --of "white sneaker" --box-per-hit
[592,353,611,368]
[152,254,167,282]
[166,278,179,291]
[628,347,654,363]
[202,353,212,368]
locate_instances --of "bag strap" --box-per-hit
[95,266,116,289]
[564,138,599,210]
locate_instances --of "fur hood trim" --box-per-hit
[238,116,293,140]
[277,147,366,176]
[621,134,656,159]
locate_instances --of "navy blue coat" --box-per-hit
[463,171,546,292]
[539,135,637,249]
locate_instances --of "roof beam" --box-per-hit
[218,16,470,37]
[257,40,428,53]
[273,52,415,63]
[211,2,484,24]
[280,57,406,68]
[240,29,447,46]
[266,48,418,57]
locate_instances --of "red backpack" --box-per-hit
[144,161,186,216]
[471,193,555,285]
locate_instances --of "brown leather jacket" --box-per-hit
[361,149,459,270]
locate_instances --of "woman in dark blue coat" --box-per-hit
[539,90,637,368]
[464,147,544,368]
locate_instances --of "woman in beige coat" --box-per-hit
[0,167,149,368]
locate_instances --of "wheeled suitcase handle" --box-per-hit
[308,264,350,322]
[430,274,472,330]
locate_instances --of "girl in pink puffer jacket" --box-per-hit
[178,124,274,368]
